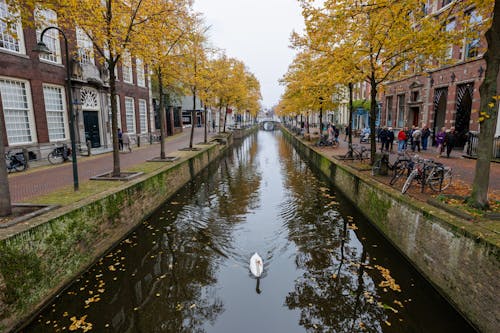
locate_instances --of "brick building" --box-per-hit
[0,2,153,160]
[380,0,500,147]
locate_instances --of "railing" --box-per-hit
[464,131,500,160]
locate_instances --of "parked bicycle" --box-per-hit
[343,144,370,162]
[401,158,452,194]
[315,134,337,148]
[371,150,413,185]
[48,144,71,165]
[5,150,27,172]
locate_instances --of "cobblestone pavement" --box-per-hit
[8,128,216,202]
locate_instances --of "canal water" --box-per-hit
[24,131,475,333]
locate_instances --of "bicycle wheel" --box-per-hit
[48,151,64,164]
[428,168,452,192]
[389,160,408,185]
[361,149,370,162]
[371,159,382,176]
[13,161,26,172]
[402,170,417,194]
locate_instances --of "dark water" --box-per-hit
[23,131,475,333]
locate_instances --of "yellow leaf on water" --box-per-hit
[108,265,116,271]
[189,304,196,309]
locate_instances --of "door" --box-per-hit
[410,107,419,126]
[83,111,101,148]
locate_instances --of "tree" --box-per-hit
[296,0,449,164]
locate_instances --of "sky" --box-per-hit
[192,0,305,110]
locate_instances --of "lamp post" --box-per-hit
[319,96,324,134]
[35,26,79,191]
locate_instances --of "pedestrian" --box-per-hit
[387,127,394,152]
[122,131,132,152]
[344,125,350,141]
[421,124,431,150]
[444,126,457,158]
[212,119,216,132]
[118,128,123,151]
[412,127,422,152]
[378,127,388,152]
[435,127,446,157]
[327,123,334,144]
[333,125,340,145]
[406,126,414,150]
[397,128,407,152]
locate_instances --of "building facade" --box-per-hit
[380,0,500,147]
[0,2,153,160]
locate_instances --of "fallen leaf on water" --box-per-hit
[189,304,196,309]
[108,265,116,272]
[385,320,391,326]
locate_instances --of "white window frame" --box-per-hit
[0,76,36,145]
[136,58,145,87]
[0,0,25,54]
[138,99,147,133]
[43,84,68,142]
[107,94,121,129]
[76,27,94,65]
[35,8,61,64]
[122,51,133,84]
[125,96,136,134]
[445,19,456,60]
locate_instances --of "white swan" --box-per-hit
[249,252,263,277]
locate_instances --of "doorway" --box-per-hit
[410,107,419,126]
[455,83,473,147]
[83,111,101,148]
[433,88,448,143]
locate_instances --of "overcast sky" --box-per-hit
[192,0,305,110]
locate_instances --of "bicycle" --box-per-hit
[315,134,337,148]
[372,150,413,185]
[401,159,452,194]
[48,144,72,165]
[343,144,370,162]
[5,150,27,172]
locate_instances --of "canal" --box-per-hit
[23,131,475,333]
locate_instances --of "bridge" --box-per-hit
[259,120,281,131]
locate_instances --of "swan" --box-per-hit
[249,252,263,277]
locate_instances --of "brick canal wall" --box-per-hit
[0,134,235,332]
[283,129,499,333]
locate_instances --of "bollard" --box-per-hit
[86,140,92,156]
[22,148,29,169]
[137,135,140,147]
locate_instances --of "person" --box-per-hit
[122,131,132,152]
[412,126,422,152]
[378,127,388,152]
[344,125,350,141]
[327,123,334,144]
[421,124,431,150]
[435,127,446,157]
[444,126,457,158]
[406,126,414,150]
[387,127,395,152]
[212,119,216,132]
[118,128,123,151]
[397,128,407,152]
[333,125,340,144]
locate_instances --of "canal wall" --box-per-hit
[0,134,234,332]
[283,129,499,333]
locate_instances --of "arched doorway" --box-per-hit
[455,83,474,147]
[433,87,447,144]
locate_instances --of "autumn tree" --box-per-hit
[296,0,449,164]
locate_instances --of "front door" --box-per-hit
[83,111,101,148]
[410,107,419,126]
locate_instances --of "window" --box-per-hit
[136,58,145,87]
[0,78,34,144]
[43,85,67,141]
[138,99,147,133]
[122,52,133,84]
[0,0,25,54]
[35,8,60,63]
[445,19,456,59]
[125,97,135,133]
[397,94,405,128]
[107,94,121,129]
[386,96,393,127]
[464,10,482,60]
[76,27,94,64]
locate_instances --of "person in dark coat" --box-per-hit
[387,127,395,152]
[445,127,457,158]
[378,127,388,152]
[118,128,123,151]
[421,124,431,150]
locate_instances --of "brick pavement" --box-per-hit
[8,128,216,202]
[312,135,500,192]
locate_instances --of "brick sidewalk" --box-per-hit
[8,128,216,202]
[311,135,500,192]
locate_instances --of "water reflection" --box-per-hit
[24,131,475,333]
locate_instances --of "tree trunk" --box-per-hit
[109,60,121,177]
[369,74,378,165]
[204,103,208,143]
[0,91,12,217]
[223,105,228,132]
[470,1,500,209]
[157,67,166,160]
[189,91,196,149]
[348,83,354,152]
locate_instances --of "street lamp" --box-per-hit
[319,96,324,133]
[34,26,79,191]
